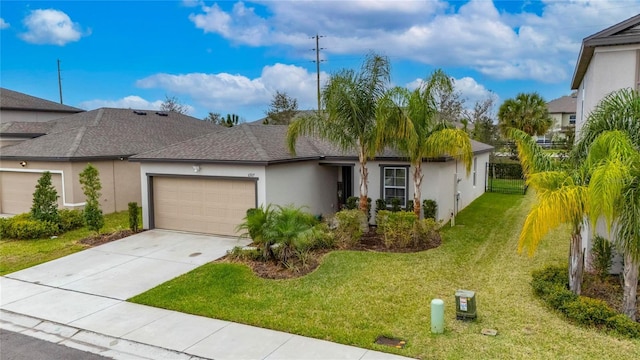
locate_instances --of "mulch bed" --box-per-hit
[221,226,442,280]
[79,229,137,247]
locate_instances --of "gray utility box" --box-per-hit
[455,290,477,320]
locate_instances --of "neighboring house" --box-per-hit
[571,14,640,272]
[130,124,493,237]
[0,88,84,147]
[539,94,577,143]
[0,108,220,215]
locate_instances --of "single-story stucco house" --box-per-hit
[571,13,640,272]
[0,87,85,148]
[0,107,221,215]
[130,123,493,237]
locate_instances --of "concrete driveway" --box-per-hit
[4,230,249,300]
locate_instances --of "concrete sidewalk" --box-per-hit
[0,230,413,360]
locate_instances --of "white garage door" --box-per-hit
[152,176,256,236]
[1,171,63,215]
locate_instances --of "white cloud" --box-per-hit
[19,9,86,45]
[0,18,10,30]
[187,0,640,82]
[136,63,328,115]
[406,76,496,106]
[78,95,192,113]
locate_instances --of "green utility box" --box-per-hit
[455,290,477,320]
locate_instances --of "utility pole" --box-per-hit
[57,59,63,104]
[311,34,324,112]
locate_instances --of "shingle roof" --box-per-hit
[571,14,640,89]
[0,121,54,135]
[131,124,494,165]
[547,95,577,114]
[0,108,221,160]
[0,88,84,113]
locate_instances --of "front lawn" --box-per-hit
[130,193,640,359]
[0,211,131,275]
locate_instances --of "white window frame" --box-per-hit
[382,166,408,207]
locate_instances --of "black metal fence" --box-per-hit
[485,162,527,195]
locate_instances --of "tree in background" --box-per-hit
[203,112,223,123]
[288,53,391,212]
[265,91,298,125]
[435,89,466,125]
[376,69,472,216]
[469,96,498,145]
[79,164,104,233]
[31,171,60,224]
[498,93,552,137]
[160,95,189,114]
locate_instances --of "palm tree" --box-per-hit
[508,128,588,294]
[376,70,473,216]
[287,53,391,212]
[498,93,553,137]
[574,88,640,320]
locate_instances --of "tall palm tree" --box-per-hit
[574,88,640,320]
[498,93,553,137]
[508,128,588,294]
[287,53,391,212]
[376,70,473,216]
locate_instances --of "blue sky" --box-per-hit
[1,0,640,121]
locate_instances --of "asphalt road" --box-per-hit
[0,329,112,360]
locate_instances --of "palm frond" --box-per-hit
[506,127,555,175]
[424,128,473,174]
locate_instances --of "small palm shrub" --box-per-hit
[236,205,332,268]
[590,235,613,281]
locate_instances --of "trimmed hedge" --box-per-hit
[59,209,84,232]
[531,265,640,338]
[0,216,60,239]
[334,209,367,248]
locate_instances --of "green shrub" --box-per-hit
[30,171,60,225]
[405,200,414,213]
[227,245,262,261]
[412,218,440,247]
[3,218,59,239]
[80,164,104,233]
[590,235,613,281]
[128,202,140,232]
[422,199,437,219]
[375,198,386,213]
[58,209,84,232]
[390,198,402,212]
[237,205,274,260]
[606,315,640,338]
[566,297,617,327]
[345,196,359,210]
[376,210,417,248]
[334,209,366,248]
[530,265,640,338]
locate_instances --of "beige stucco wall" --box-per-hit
[0,109,74,123]
[576,44,639,138]
[265,161,338,216]
[0,159,140,215]
[138,162,267,230]
[0,160,75,214]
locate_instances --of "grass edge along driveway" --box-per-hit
[130,193,640,359]
[0,211,130,276]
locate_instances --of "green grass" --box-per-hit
[486,177,527,194]
[0,211,131,275]
[130,193,640,359]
